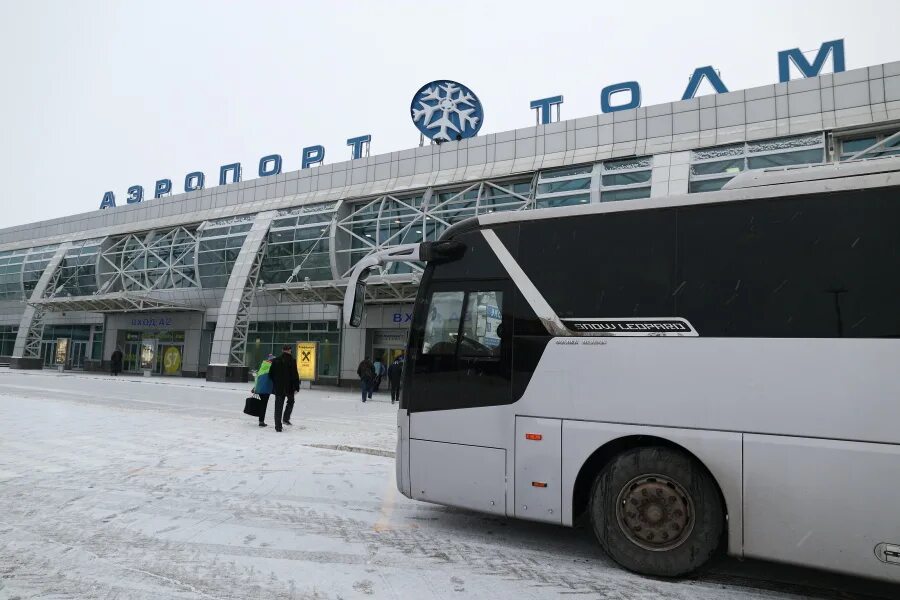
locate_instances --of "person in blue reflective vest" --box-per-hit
[253,354,275,427]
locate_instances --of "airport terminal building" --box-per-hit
[1,60,898,383]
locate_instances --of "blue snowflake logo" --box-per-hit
[410,80,483,142]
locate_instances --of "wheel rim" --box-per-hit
[615,473,695,552]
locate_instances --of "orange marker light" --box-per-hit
[531,482,548,488]
[525,433,542,441]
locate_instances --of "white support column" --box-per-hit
[589,163,603,203]
[206,211,275,382]
[10,243,72,369]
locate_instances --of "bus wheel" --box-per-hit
[590,446,723,577]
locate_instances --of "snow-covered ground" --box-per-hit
[0,370,893,599]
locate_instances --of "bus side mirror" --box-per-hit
[349,280,366,327]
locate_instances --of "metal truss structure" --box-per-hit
[264,273,421,305]
[227,238,268,366]
[97,226,199,293]
[20,260,63,358]
[15,244,69,360]
[30,292,198,314]
[333,178,534,280]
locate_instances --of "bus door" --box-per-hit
[407,280,513,515]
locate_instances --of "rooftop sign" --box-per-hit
[99,39,845,210]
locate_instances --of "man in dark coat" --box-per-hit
[268,344,299,432]
[387,354,403,404]
[110,347,123,376]
[357,357,375,403]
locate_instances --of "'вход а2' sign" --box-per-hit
[99,38,845,210]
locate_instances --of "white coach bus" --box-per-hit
[344,158,900,581]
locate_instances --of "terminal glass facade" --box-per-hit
[246,320,340,380]
[0,325,18,356]
[689,133,826,192]
[22,245,58,298]
[55,239,103,297]
[262,204,335,284]
[198,219,251,289]
[1,58,896,383]
[0,248,27,301]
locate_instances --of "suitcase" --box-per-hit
[243,395,264,418]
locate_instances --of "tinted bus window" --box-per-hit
[517,209,677,318]
[676,188,900,338]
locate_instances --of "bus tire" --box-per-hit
[590,446,723,577]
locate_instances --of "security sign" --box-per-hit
[296,341,317,381]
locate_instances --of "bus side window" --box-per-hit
[459,290,504,357]
[422,291,465,355]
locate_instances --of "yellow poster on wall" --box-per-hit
[163,346,182,375]
[296,341,317,381]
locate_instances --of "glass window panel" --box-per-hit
[270,230,293,244]
[747,148,823,169]
[535,194,591,209]
[226,235,246,249]
[423,291,465,355]
[199,238,226,251]
[691,158,745,176]
[600,187,651,202]
[601,170,652,186]
[537,178,591,194]
[228,223,252,235]
[460,291,503,357]
[689,178,731,193]
[273,217,297,229]
[840,137,877,155]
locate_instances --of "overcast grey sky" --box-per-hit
[1,0,897,228]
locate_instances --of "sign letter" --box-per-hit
[302,145,325,169]
[154,179,172,198]
[126,185,143,204]
[219,163,241,185]
[99,191,116,209]
[601,82,641,113]
[346,135,371,160]
[184,172,205,192]
[258,154,282,177]
[529,95,563,124]
[681,66,728,100]
[778,39,845,82]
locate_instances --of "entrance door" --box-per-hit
[70,341,87,369]
[407,280,514,515]
[41,341,55,367]
[124,342,141,373]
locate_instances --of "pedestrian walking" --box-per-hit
[373,357,385,392]
[357,357,375,402]
[252,354,275,427]
[268,344,299,432]
[387,354,403,404]
[110,347,123,376]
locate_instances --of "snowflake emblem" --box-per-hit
[410,80,484,142]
